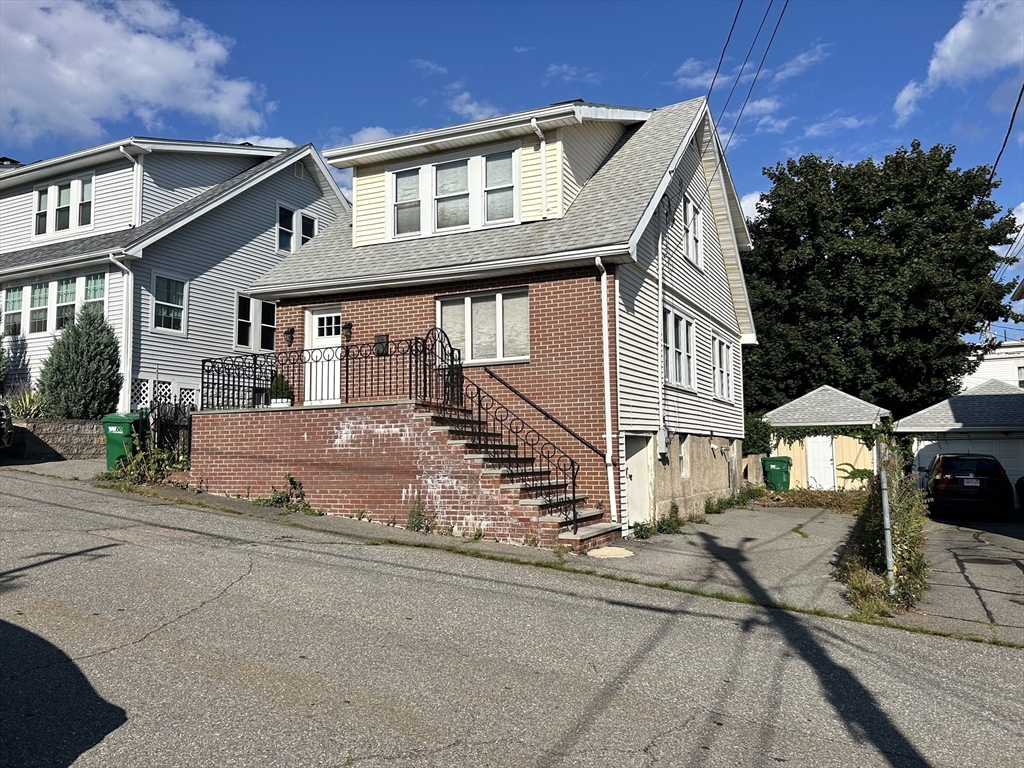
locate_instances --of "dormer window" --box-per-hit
[33,175,95,239]
[386,142,519,240]
[277,205,317,252]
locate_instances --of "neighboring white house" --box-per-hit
[961,339,1024,391]
[0,138,348,411]
[896,379,1024,507]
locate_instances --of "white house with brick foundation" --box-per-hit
[190,98,756,550]
[0,138,347,411]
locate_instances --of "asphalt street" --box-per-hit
[2,470,1022,767]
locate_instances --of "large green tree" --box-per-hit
[743,141,1019,420]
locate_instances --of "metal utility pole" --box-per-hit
[880,469,895,596]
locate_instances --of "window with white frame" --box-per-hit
[33,175,95,238]
[388,144,518,239]
[277,205,317,252]
[55,277,76,330]
[29,283,48,334]
[153,275,186,332]
[83,273,105,315]
[236,295,276,351]
[438,289,529,363]
[1018,366,1024,389]
[663,306,695,388]
[713,335,733,401]
[682,196,702,266]
[4,287,23,336]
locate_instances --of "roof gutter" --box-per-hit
[0,250,136,282]
[248,243,632,300]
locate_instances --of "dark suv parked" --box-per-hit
[922,454,1015,519]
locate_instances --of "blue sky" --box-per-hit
[2,0,1021,332]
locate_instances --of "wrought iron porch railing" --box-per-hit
[200,328,464,412]
[459,382,581,533]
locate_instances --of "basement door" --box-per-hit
[806,435,836,490]
[305,306,343,404]
[625,436,653,526]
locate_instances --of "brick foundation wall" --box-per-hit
[188,403,537,543]
[273,266,621,518]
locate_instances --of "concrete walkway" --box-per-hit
[0,456,107,480]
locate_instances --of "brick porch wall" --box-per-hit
[273,266,621,518]
[188,403,536,542]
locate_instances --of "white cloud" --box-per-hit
[210,134,295,147]
[544,63,601,85]
[410,59,447,75]
[742,98,782,117]
[804,112,876,137]
[446,90,501,121]
[513,46,533,54]
[756,116,795,134]
[0,0,269,147]
[674,58,716,90]
[412,96,429,108]
[772,43,831,83]
[894,0,1024,126]
[740,192,764,222]
[348,126,394,145]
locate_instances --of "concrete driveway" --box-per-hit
[584,506,856,616]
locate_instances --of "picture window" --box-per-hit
[439,289,529,363]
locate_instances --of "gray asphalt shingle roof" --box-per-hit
[0,144,310,275]
[763,385,890,427]
[895,379,1024,433]
[250,98,706,292]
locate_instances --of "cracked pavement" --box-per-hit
[2,470,1023,767]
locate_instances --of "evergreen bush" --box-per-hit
[38,305,122,420]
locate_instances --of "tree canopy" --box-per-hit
[742,141,1020,421]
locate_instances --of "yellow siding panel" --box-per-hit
[779,439,809,489]
[353,164,386,246]
[834,436,874,489]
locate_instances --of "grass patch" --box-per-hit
[756,487,867,515]
[704,485,767,515]
[836,455,928,617]
[252,474,324,516]
[792,524,808,538]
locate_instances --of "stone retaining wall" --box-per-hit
[11,419,106,460]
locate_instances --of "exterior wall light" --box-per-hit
[283,327,295,347]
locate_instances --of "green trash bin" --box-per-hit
[102,412,141,471]
[762,455,792,492]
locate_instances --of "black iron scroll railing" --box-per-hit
[200,328,464,411]
[460,383,581,532]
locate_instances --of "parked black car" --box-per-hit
[922,454,1015,519]
[0,399,12,450]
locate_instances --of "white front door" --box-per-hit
[305,306,342,404]
[625,436,653,526]
[806,435,836,490]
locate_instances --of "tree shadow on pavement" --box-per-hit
[1,619,127,767]
[695,531,932,767]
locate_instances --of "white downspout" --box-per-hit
[656,199,667,444]
[595,257,618,524]
[531,118,548,219]
[109,254,133,412]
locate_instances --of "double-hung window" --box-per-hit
[682,196,702,266]
[663,307,695,388]
[83,273,105,315]
[712,335,733,401]
[29,283,48,334]
[33,175,94,238]
[439,289,529,364]
[278,205,317,251]
[388,144,518,239]
[4,287,23,336]
[153,275,186,333]
[55,278,77,330]
[236,295,276,351]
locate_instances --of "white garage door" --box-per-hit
[914,435,1024,506]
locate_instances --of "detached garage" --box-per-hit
[896,379,1024,507]
[763,386,890,491]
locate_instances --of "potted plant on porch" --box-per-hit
[268,374,294,408]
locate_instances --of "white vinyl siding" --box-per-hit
[141,152,262,221]
[561,121,624,212]
[616,137,744,439]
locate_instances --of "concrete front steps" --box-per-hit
[416,407,621,552]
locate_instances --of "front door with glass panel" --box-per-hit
[306,307,342,404]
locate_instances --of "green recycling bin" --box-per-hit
[761,455,792,492]
[102,412,141,471]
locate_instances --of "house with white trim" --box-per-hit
[0,138,348,411]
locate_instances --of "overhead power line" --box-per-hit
[705,0,745,105]
[714,0,775,124]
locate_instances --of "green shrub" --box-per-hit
[253,473,322,515]
[631,521,654,539]
[743,412,774,456]
[268,374,293,400]
[102,433,189,485]
[839,455,928,612]
[37,305,122,419]
[406,497,435,532]
[6,389,44,418]
[655,501,684,534]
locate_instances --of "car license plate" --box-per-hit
[963,478,980,487]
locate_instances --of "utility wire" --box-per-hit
[986,79,1023,190]
[705,0,745,107]
[714,0,775,127]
